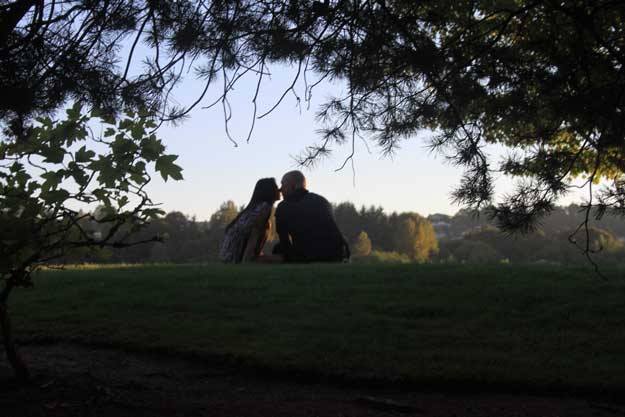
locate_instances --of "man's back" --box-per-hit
[275,189,346,262]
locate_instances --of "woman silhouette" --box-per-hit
[219,178,280,263]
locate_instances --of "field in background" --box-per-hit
[11,263,625,393]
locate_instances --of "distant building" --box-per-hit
[428,214,452,239]
[431,221,451,239]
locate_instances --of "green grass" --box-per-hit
[10,263,625,392]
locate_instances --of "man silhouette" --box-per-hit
[274,170,349,262]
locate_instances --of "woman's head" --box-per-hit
[249,177,280,206]
[225,178,279,232]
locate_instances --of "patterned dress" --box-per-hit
[219,202,271,263]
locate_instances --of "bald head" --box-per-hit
[281,170,307,198]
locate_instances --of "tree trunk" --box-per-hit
[0,282,30,382]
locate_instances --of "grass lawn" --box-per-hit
[9,263,625,392]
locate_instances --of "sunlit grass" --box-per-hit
[41,262,182,271]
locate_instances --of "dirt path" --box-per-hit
[1,344,624,417]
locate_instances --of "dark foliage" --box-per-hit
[3,1,625,238]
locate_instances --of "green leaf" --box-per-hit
[97,165,119,187]
[118,196,129,208]
[15,171,31,187]
[27,182,40,193]
[42,146,65,164]
[75,146,96,163]
[143,208,165,219]
[102,114,116,125]
[118,180,129,192]
[130,124,145,141]
[92,189,111,207]
[134,161,146,172]
[68,162,90,187]
[104,128,116,137]
[10,162,24,173]
[155,154,184,182]
[140,136,165,161]
[129,161,147,185]
[90,156,118,187]
[88,156,106,172]
[90,108,103,119]
[112,135,138,156]
[39,116,53,129]
[137,108,150,119]
[119,119,133,130]
[42,189,70,204]
[41,171,63,191]
[66,102,82,121]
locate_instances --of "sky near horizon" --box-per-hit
[140,63,584,221]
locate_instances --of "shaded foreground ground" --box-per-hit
[4,263,625,415]
[12,264,625,391]
[2,343,625,417]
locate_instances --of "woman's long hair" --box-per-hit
[225,178,279,231]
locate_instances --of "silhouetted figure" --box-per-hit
[220,178,280,263]
[274,171,349,262]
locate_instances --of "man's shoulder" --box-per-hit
[277,191,329,211]
[306,192,330,206]
[275,200,289,215]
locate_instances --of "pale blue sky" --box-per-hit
[142,63,583,220]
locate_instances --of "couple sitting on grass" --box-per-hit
[219,170,350,264]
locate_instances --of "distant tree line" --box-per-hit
[333,203,438,263]
[432,206,625,265]
[62,202,625,266]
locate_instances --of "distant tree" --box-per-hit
[446,208,493,239]
[334,202,361,243]
[165,212,189,232]
[149,240,171,263]
[552,227,625,265]
[360,206,392,251]
[392,215,415,257]
[453,241,502,264]
[159,212,192,263]
[392,214,439,263]
[414,218,439,263]
[209,201,239,230]
[352,231,372,258]
[463,226,548,263]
